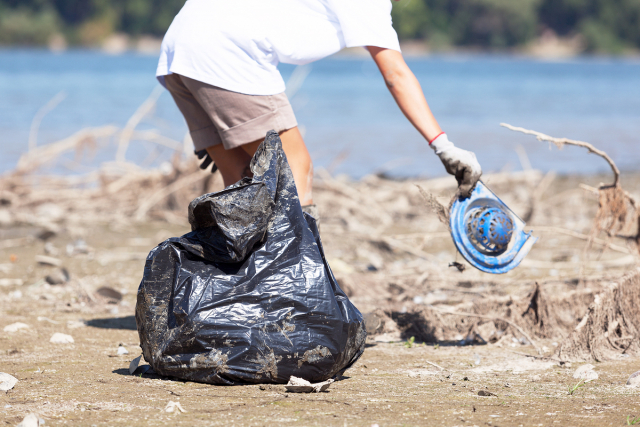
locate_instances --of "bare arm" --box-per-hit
[368,46,442,142]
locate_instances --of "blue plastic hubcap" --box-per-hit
[466,207,514,255]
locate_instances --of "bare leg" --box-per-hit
[239,127,313,205]
[204,144,253,187]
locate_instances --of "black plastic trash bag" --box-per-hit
[135,131,366,385]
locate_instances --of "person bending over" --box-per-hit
[156,0,482,213]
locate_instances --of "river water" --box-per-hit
[1,49,639,178]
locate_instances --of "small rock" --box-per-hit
[0,278,23,287]
[573,364,598,381]
[66,240,91,256]
[285,376,334,393]
[35,255,62,267]
[0,372,18,391]
[67,320,86,329]
[9,290,23,299]
[164,401,186,413]
[45,268,70,285]
[3,322,29,332]
[49,333,74,344]
[626,371,640,387]
[362,312,385,335]
[478,390,497,397]
[0,209,12,226]
[43,242,59,256]
[96,286,123,303]
[17,413,40,427]
[117,347,129,356]
[259,385,266,390]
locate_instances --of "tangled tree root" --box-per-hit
[556,268,640,362]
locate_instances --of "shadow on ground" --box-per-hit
[87,316,137,330]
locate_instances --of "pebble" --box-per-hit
[45,268,70,285]
[573,364,598,381]
[0,278,23,287]
[17,413,40,427]
[67,320,86,329]
[35,255,62,267]
[49,333,74,344]
[626,370,640,387]
[0,372,18,391]
[478,390,497,397]
[96,286,123,303]
[3,322,29,332]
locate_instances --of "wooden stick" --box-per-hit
[115,86,164,163]
[429,305,542,355]
[134,171,204,221]
[532,225,630,254]
[500,123,620,187]
[16,126,118,173]
[29,91,66,151]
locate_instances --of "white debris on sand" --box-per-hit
[49,332,74,344]
[3,322,30,332]
[164,401,186,413]
[117,346,129,356]
[285,376,334,393]
[626,370,640,387]
[0,372,18,391]
[66,320,86,329]
[573,364,598,381]
[16,413,40,427]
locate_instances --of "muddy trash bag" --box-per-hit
[135,131,366,385]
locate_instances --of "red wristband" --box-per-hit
[429,131,446,145]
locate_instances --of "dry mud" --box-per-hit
[2,170,640,426]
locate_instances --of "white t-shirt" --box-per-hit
[156,0,400,95]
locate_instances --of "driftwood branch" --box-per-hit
[500,123,620,188]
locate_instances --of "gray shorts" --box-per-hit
[164,73,298,151]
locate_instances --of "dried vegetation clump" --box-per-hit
[1,109,639,364]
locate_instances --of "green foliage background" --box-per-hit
[0,0,639,53]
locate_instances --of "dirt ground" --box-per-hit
[2,171,640,426]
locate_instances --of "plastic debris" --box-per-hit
[0,372,18,391]
[285,376,334,393]
[164,401,186,413]
[17,414,40,427]
[129,355,142,374]
[49,333,74,344]
[3,322,29,332]
[135,132,365,385]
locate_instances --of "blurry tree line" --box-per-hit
[0,0,639,53]
[392,0,640,53]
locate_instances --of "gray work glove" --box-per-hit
[430,133,482,198]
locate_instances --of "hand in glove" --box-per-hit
[430,133,482,198]
[195,149,218,173]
